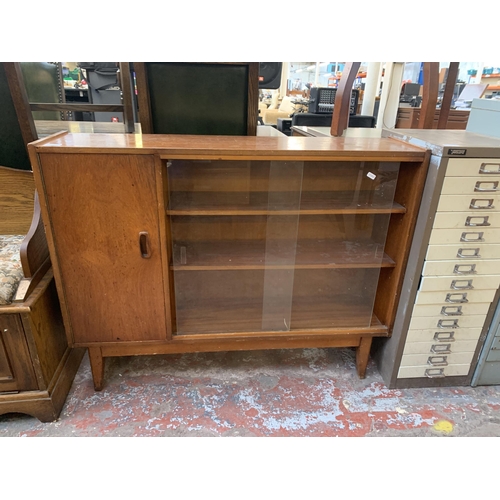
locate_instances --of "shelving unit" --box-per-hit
[29,133,429,390]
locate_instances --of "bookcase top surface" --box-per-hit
[31,132,427,161]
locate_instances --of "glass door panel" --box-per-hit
[167,159,400,335]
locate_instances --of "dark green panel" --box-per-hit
[0,63,32,171]
[147,63,248,136]
[20,62,61,121]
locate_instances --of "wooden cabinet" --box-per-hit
[396,107,470,130]
[30,133,429,390]
[0,271,84,421]
[0,315,38,393]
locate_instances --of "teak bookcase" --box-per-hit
[29,133,429,390]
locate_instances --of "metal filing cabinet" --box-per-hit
[375,129,500,388]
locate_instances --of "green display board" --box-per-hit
[0,64,32,171]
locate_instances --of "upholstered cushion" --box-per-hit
[267,92,279,110]
[0,235,25,305]
[278,96,296,115]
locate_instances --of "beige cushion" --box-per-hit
[278,96,296,115]
[0,235,25,305]
[267,92,279,110]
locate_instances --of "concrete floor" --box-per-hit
[1,347,500,436]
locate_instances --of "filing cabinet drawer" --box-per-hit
[485,349,500,362]
[437,194,500,212]
[412,302,491,317]
[400,351,475,367]
[405,327,483,343]
[446,158,500,177]
[426,243,500,261]
[409,314,487,330]
[398,364,471,379]
[432,212,500,229]
[402,340,478,355]
[428,228,500,245]
[422,259,500,276]
[418,275,500,292]
[415,288,496,305]
[441,177,500,195]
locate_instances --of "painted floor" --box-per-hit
[1,347,500,436]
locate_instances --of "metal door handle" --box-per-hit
[457,248,481,259]
[425,368,446,378]
[433,331,455,342]
[441,306,463,316]
[431,344,452,354]
[453,264,477,275]
[451,279,474,290]
[465,216,490,227]
[428,356,448,367]
[437,319,459,329]
[445,292,468,303]
[460,232,484,242]
[479,163,500,174]
[470,198,495,209]
[475,181,499,192]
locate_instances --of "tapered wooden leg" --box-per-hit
[356,336,372,379]
[88,347,105,391]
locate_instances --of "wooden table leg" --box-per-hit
[356,337,373,379]
[88,347,105,391]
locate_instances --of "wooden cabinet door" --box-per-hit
[38,154,168,344]
[0,315,38,392]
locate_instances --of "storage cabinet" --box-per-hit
[0,315,38,393]
[30,133,429,390]
[0,271,84,421]
[378,129,500,388]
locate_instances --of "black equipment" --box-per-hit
[400,83,421,103]
[308,87,359,114]
[258,63,282,89]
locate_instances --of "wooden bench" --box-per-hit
[0,165,84,422]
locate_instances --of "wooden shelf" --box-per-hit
[168,191,406,216]
[171,239,395,270]
[175,295,385,335]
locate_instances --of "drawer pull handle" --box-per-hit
[460,232,484,242]
[465,216,490,227]
[428,356,448,367]
[470,198,495,210]
[431,344,452,354]
[433,331,455,342]
[451,279,474,290]
[441,305,463,316]
[425,368,446,378]
[453,264,477,275]
[457,248,481,258]
[475,181,499,192]
[139,231,151,259]
[479,163,500,175]
[446,292,468,303]
[437,319,459,329]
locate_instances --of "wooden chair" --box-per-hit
[0,62,84,422]
[133,62,259,136]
